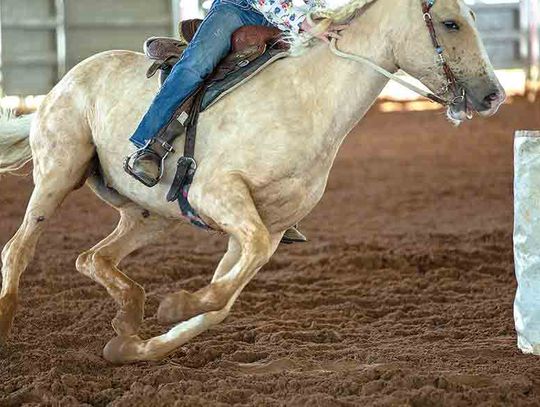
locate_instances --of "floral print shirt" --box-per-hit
[248,0,319,33]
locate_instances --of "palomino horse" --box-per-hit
[0,0,504,363]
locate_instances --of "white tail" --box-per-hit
[0,110,34,174]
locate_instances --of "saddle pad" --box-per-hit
[201,48,288,111]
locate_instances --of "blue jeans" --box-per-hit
[130,0,272,148]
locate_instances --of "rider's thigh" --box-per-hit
[182,4,245,77]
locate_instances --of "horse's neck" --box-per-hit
[290,3,397,151]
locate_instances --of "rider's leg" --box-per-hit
[127,1,272,184]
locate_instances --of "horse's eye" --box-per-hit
[443,20,460,31]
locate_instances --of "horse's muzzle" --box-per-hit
[464,80,507,117]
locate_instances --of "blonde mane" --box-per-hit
[314,0,378,21]
[287,0,379,54]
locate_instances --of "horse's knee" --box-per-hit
[244,228,273,267]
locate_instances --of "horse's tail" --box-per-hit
[0,111,34,175]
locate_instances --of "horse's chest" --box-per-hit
[253,172,328,232]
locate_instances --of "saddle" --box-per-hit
[145,20,286,86]
[124,19,289,202]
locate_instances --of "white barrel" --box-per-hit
[514,130,540,355]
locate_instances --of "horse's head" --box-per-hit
[392,0,505,123]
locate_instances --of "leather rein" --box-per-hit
[327,0,464,107]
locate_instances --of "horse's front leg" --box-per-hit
[102,175,282,363]
[157,236,242,324]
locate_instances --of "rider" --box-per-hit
[128,0,342,243]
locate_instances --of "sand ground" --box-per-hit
[1,99,540,406]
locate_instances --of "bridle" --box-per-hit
[421,0,465,106]
[326,0,465,108]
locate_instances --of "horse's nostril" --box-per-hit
[483,92,500,104]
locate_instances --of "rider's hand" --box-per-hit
[300,19,348,43]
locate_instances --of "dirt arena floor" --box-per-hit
[1,99,540,406]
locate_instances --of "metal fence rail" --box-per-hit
[0,0,179,95]
[471,2,525,69]
[0,0,537,97]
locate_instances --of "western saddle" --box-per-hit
[145,19,285,85]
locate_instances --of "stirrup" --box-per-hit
[124,139,174,187]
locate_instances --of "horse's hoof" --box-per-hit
[103,335,142,364]
[157,291,194,325]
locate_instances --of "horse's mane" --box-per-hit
[287,0,379,55]
[314,0,378,20]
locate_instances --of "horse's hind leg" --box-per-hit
[103,175,282,363]
[0,116,94,342]
[76,203,175,337]
[0,182,78,342]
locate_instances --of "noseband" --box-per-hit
[327,0,465,108]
